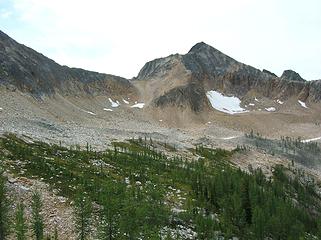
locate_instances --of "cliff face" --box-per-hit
[136,41,321,111]
[0,31,136,97]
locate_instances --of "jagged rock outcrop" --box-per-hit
[281,70,305,82]
[0,30,136,97]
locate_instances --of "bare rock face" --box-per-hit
[136,54,181,80]
[135,41,321,111]
[309,80,321,101]
[153,83,207,112]
[0,30,136,97]
[262,69,278,77]
[181,42,274,96]
[182,42,239,75]
[281,70,305,82]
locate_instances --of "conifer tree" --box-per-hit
[74,192,92,240]
[98,185,122,240]
[240,178,252,225]
[252,207,265,240]
[120,193,138,240]
[31,191,44,240]
[15,202,27,240]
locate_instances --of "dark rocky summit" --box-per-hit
[0,30,135,97]
[281,70,305,82]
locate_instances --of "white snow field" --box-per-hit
[206,90,247,114]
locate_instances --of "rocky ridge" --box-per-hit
[1,30,321,113]
[0,30,136,97]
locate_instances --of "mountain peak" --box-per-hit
[281,70,305,82]
[188,41,213,53]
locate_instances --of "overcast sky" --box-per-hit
[0,0,320,80]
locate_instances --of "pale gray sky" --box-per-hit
[0,0,320,80]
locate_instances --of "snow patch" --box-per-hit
[206,90,248,114]
[298,100,308,109]
[122,99,129,104]
[131,103,145,109]
[249,103,255,106]
[85,111,96,116]
[108,98,120,108]
[81,109,96,115]
[255,97,259,102]
[276,99,284,104]
[302,137,321,143]
[265,107,276,112]
[221,136,238,140]
[103,108,113,112]
[0,107,3,110]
